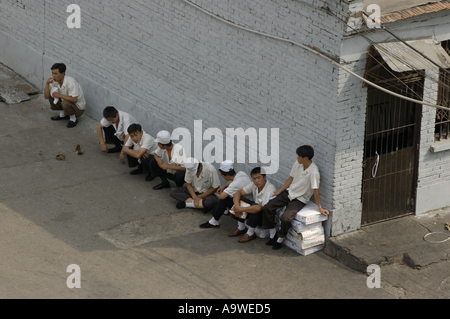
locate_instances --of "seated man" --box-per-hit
[230,167,277,243]
[170,157,220,213]
[199,160,251,231]
[119,124,158,180]
[149,130,187,189]
[44,63,86,128]
[261,145,330,250]
[96,106,137,154]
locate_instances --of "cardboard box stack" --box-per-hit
[283,201,328,255]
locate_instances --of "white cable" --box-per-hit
[423,232,450,244]
[181,0,450,112]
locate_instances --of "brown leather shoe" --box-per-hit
[238,234,256,243]
[228,228,247,237]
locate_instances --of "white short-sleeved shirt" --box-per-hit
[50,76,86,110]
[124,131,158,155]
[154,143,186,175]
[185,162,221,194]
[242,180,277,205]
[223,171,252,198]
[100,110,137,142]
[287,161,320,203]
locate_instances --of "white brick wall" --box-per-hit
[0,0,359,234]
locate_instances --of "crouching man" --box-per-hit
[230,167,277,243]
[44,63,86,128]
[119,124,158,180]
[199,160,251,231]
[170,158,220,213]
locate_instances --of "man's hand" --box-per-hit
[46,77,54,85]
[217,185,226,194]
[319,207,330,216]
[100,144,108,153]
[193,196,200,208]
[159,162,168,170]
[119,152,125,163]
[273,190,282,196]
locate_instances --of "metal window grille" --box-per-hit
[436,40,450,141]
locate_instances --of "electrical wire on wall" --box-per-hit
[180,0,450,112]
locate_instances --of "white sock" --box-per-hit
[69,115,77,122]
[209,217,219,226]
[246,227,255,236]
[185,202,195,208]
[277,237,285,244]
[59,111,65,117]
[269,228,277,239]
[238,221,246,231]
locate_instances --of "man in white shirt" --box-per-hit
[170,157,220,213]
[261,145,330,250]
[119,124,158,180]
[199,160,251,230]
[44,63,86,128]
[148,130,187,189]
[231,167,277,243]
[96,106,137,154]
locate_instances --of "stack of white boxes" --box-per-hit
[283,202,328,255]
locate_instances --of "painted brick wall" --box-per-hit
[0,0,357,234]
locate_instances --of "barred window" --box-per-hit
[435,40,450,141]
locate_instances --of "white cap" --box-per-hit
[220,160,234,172]
[155,130,171,144]
[184,157,200,173]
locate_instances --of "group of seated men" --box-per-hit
[44,63,330,250]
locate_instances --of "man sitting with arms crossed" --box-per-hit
[231,167,277,243]
[199,160,251,231]
[170,157,220,213]
[119,124,158,180]
[261,145,330,250]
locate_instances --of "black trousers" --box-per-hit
[149,157,185,187]
[126,151,152,174]
[103,125,123,149]
[261,190,305,237]
[212,196,262,228]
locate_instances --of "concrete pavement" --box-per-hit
[1,90,449,299]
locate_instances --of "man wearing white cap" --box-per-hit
[148,130,187,190]
[199,160,251,232]
[170,157,220,212]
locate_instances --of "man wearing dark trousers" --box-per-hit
[199,160,251,231]
[148,130,187,189]
[261,145,330,250]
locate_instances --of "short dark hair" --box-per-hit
[103,106,118,119]
[250,167,266,177]
[219,169,236,177]
[296,145,314,160]
[159,141,173,147]
[51,63,66,74]
[127,124,142,135]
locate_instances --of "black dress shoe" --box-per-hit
[67,119,78,128]
[265,233,278,246]
[130,166,143,175]
[176,201,186,209]
[272,241,283,250]
[153,182,170,190]
[199,221,220,229]
[107,146,122,153]
[51,115,69,121]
